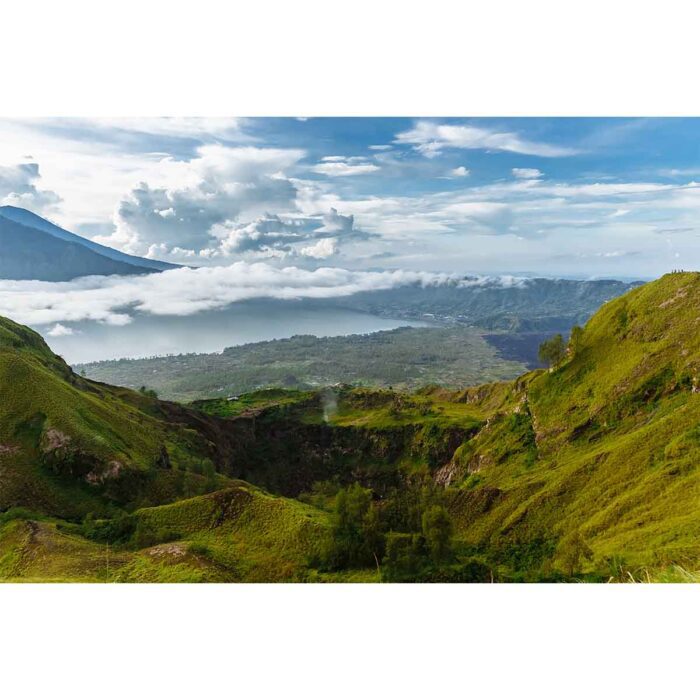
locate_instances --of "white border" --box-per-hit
[2,1,700,696]
[2,0,700,116]
[2,583,699,698]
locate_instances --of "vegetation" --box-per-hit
[538,333,566,367]
[2,272,700,582]
[76,326,527,402]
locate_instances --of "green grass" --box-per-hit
[0,317,225,519]
[3,274,700,581]
[192,388,314,418]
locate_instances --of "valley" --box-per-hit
[2,272,700,582]
[76,325,529,401]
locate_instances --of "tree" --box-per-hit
[568,325,584,356]
[139,385,158,399]
[383,532,426,581]
[323,483,383,569]
[421,505,454,565]
[558,530,593,577]
[538,333,566,368]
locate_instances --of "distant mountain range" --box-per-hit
[0,206,178,281]
[328,277,643,331]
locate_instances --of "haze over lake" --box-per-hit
[38,299,429,364]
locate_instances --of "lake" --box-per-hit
[36,299,430,364]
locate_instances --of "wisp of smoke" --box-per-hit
[321,388,338,423]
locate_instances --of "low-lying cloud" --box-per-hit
[0,264,527,327]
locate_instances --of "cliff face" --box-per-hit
[158,395,476,497]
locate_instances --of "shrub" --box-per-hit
[188,542,212,557]
[538,334,566,368]
[421,505,454,565]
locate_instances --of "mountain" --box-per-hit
[75,277,639,401]
[329,277,641,331]
[0,206,178,280]
[2,272,700,582]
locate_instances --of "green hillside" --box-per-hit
[2,272,700,582]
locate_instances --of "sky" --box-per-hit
[1,117,700,279]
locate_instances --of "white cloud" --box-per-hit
[0,162,61,213]
[442,201,513,233]
[300,237,338,259]
[46,323,75,337]
[211,215,304,257]
[82,117,247,139]
[395,121,579,158]
[312,159,380,177]
[315,207,356,235]
[96,145,305,255]
[450,166,470,177]
[512,168,543,179]
[0,264,481,327]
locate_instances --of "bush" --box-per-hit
[188,542,212,557]
[538,334,566,368]
[422,505,454,565]
[0,507,45,525]
[81,513,135,545]
[382,532,427,581]
[320,483,384,570]
[131,520,181,549]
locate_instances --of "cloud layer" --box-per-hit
[0,263,486,327]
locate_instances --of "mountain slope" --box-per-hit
[330,277,641,331]
[2,273,700,582]
[443,272,700,575]
[0,206,178,272]
[0,216,156,280]
[0,315,229,518]
[0,207,178,280]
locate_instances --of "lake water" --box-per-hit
[36,299,429,364]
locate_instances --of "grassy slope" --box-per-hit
[447,273,700,575]
[0,485,334,583]
[3,273,700,581]
[0,316,224,519]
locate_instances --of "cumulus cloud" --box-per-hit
[315,207,356,235]
[0,162,61,213]
[0,264,495,327]
[300,237,338,259]
[512,168,543,179]
[395,121,578,158]
[450,166,470,177]
[211,215,305,256]
[312,156,380,177]
[196,206,368,259]
[46,323,75,337]
[97,145,304,255]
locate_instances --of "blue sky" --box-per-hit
[1,117,700,278]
